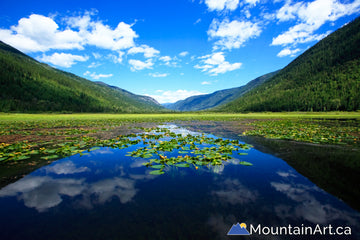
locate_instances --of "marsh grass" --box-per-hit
[244,119,360,145]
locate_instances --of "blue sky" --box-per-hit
[1,0,359,103]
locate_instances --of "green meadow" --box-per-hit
[1,111,360,121]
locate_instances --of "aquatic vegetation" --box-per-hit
[0,125,252,175]
[1,113,358,165]
[244,119,360,145]
[0,141,36,161]
[126,127,252,174]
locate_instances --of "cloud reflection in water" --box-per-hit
[270,170,359,225]
[212,178,258,205]
[0,154,159,212]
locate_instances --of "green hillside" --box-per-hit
[0,41,164,113]
[221,17,360,112]
[165,71,279,111]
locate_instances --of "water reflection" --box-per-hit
[159,124,200,136]
[208,163,360,239]
[211,178,258,205]
[0,148,160,213]
[45,161,90,175]
[0,174,140,212]
[0,176,85,212]
[270,171,358,225]
[0,125,359,240]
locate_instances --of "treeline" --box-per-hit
[221,17,360,112]
[0,41,163,113]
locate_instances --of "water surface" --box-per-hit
[0,125,359,240]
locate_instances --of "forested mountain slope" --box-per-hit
[220,17,360,112]
[165,71,279,111]
[0,41,164,113]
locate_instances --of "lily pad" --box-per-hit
[40,155,59,160]
[149,169,165,175]
[149,164,164,169]
[13,155,31,161]
[239,161,253,166]
[175,163,190,168]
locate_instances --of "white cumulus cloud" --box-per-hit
[0,14,83,53]
[88,62,102,68]
[271,22,331,46]
[84,71,113,80]
[107,51,125,64]
[195,52,242,76]
[38,52,88,68]
[159,56,172,62]
[159,55,179,67]
[201,81,212,85]
[127,44,160,58]
[277,48,301,57]
[208,18,262,50]
[272,0,360,46]
[204,0,239,11]
[149,73,169,77]
[0,13,139,53]
[128,59,154,71]
[244,0,260,5]
[179,51,189,57]
[66,13,138,51]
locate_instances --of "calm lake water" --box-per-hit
[0,124,359,240]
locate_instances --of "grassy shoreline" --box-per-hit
[1,111,360,121]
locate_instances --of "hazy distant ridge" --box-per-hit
[164,71,279,111]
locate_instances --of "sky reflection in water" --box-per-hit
[0,125,359,240]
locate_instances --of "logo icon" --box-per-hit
[227,222,250,235]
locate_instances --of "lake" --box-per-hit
[0,124,359,240]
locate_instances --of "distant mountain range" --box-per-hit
[164,71,279,111]
[0,41,164,113]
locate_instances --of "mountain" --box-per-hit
[0,41,164,113]
[94,81,160,106]
[220,17,360,112]
[164,71,279,111]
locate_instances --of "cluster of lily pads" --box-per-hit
[0,126,252,175]
[0,118,132,162]
[0,140,91,162]
[244,119,360,145]
[0,134,141,162]
[126,127,252,175]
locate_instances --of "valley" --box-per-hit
[0,7,359,240]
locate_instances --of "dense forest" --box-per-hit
[220,17,360,112]
[0,41,164,113]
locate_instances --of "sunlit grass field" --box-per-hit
[0,111,359,121]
